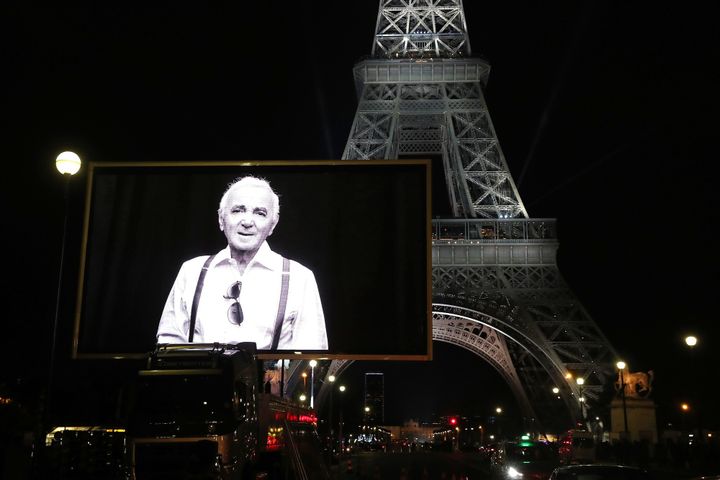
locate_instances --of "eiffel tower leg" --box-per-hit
[343,84,399,160]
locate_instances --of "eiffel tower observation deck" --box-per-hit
[318,0,620,431]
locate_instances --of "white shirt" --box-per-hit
[157,242,328,350]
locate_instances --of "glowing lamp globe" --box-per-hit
[56,151,81,175]
[685,336,698,347]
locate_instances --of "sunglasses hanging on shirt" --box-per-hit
[223,281,244,325]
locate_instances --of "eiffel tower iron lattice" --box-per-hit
[312,0,620,432]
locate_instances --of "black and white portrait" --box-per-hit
[157,176,328,350]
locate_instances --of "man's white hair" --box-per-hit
[218,176,280,221]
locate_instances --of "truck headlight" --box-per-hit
[507,466,524,478]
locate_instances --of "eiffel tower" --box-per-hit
[298,0,619,432]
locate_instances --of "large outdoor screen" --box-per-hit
[73,161,431,360]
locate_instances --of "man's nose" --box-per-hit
[240,216,254,228]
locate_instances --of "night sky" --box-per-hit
[3,2,719,431]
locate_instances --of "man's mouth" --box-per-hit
[238,232,254,237]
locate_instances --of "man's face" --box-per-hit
[219,185,278,254]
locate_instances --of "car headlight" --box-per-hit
[507,466,524,478]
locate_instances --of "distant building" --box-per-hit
[364,372,384,424]
[386,419,436,446]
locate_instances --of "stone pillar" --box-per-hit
[611,397,657,443]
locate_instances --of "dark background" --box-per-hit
[2,1,719,429]
[77,162,429,357]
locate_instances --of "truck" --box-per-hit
[126,342,330,479]
[557,429,597,465]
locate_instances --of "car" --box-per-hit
[491,440,559,479]
[549,464,656,479]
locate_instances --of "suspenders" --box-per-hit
[188,254,215,343]
[271,257,291,350]
[188,255,290,348]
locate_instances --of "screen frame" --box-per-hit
[72,160,433,361]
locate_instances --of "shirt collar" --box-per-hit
[214,242,283,272]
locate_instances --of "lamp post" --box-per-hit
[681,403,690,440]
[616,361,629,438]
[328,375,336,448]
[684,335,699,437]
[338,385,346,450]
[495,407,503,439]
[576,377,586,426]
[309,360,317,409]
[301,371,308,396]
[47,151,81,426]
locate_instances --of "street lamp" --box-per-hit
[47,151,82,427]
[309,360,317,409]
[301,371,308,395]
[616,361,629,437]
[56,151,82,175]
[299,394,307,403]
[576,377,586,424]
[338,385,346,450]
[683,335,701,435]
[327,375,336,446]
[495,407,503,439]
[680,403,690,437]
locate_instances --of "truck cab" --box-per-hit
[128,343,261,479]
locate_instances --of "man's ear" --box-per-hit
[218,214,225,232]
[268,216,279,236]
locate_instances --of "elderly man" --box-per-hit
[157,176,328,350]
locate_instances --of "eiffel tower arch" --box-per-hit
[303,0,619,432]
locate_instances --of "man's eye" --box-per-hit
[256,211,267,217]
[231,207,245,213]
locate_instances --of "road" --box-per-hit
[326,450,701,480]
[329,451,490,479]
